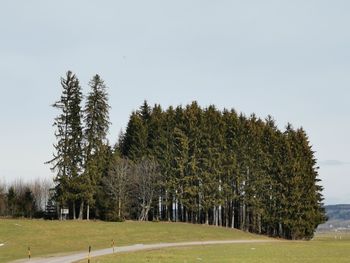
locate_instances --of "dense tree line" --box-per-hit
[118,101,326,240]
[47,71,325,240]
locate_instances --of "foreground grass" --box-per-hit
[80,233,350,263]
[0,219,262,263]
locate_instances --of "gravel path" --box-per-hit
[13,239,276,263]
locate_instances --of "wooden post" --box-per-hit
[88,245,91,263]
[111,239,115,253]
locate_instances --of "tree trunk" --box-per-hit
[86,203,90,220]
[279,222,283,237]
[245,207,250,232]
[231,202,235,229]
[58,203,62,220]
[118,198,121,218]
[78,200,84,220]
[165,190,169,221]
[158,196,162,220]
[73,202,76,220]
[145,206,150,221]
[175,198,178,222]
[172,199,175,221]
[241,203,245,230]
[213,206,217,226]
[180,203,184,222]
[168,203,171,221]
[227,201,231,227]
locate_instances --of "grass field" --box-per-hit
[2,219,348,263]
[0,219,262,263]
[77,232,350,263]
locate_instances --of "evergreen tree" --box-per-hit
[156,106,177,221]
[121,112,142,158]
[182,102,202,223]
[121,102,150,160]
[222,109,239,228]
[21,187,35,218]
[199,106,224,225]
[83,74,111,220]
[7,186,16,216]
[47,71,83,219]
[0,184,6,216]
[172,127,189,222]
[260,115,280,236]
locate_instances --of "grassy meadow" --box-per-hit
[78,232,350,263]
[0,219,262,263]
[1,219,348,263]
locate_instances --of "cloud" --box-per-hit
[319,160,350,166]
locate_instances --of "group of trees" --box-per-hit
[0,178,51,218]
[47,71,325,240]
[117,101,326,239]
[99,156,160,221]
[47,71,110,220]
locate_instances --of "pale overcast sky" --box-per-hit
[0,1,349,204]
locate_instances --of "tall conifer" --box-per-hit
[83,74,110,219]
[47,71,83,219]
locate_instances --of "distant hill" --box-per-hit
[317,204,350,232]
[325,204,350,220]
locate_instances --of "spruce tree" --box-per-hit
[199,106,223,225]
[7,187,17,216]
[260,116,280,236]
[222,109,239,228]
[172,127,189,221]
[121,101,151,160]
[47,71,83,219]
[157,106,177,220]
[83,74,110,220]
[183,102,202,223]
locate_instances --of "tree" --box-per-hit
[198,106,225,225]
[132,157,160,221]
[30,178,52,212]
[7,186,16,216]
[281,126,326,239]
[121,101,151,160]
[259,115,280,235]
[102,156,130,221]
[47,71,83,219]
[172,127,189,222]
[0,181,6,216]
[154,106,177,221]
[83,74,111,220]
[182,102,203,223]
[21,187,35,218]
[222,109,239,228]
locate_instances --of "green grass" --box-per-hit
[80,233,350,263]
[0,219,262,263]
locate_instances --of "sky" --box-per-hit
[0,1,349,205]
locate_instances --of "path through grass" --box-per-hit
[79,232,350,263]
[0,219,263,263]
